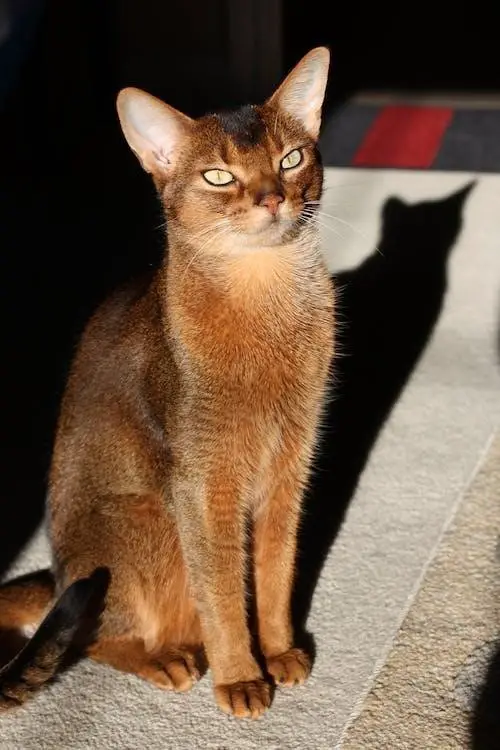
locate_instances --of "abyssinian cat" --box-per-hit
[0,47,334,719]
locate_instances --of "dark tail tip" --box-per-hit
[60,566,111,654]
[0,567,110,712]
[56,567,110,628]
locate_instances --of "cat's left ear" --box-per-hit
[267,47,330,140]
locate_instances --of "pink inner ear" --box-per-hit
[269,50,329,137]
[153,149,171,169]
[117,87,193,174]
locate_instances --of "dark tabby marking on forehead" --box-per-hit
[216,105,265,147]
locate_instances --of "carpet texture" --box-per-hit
[1,101,500,748]
[340,431,500,749]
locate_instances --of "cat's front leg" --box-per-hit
[253,429,315,688]
[173,450,271,719]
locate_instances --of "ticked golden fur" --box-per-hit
[0,48,334,719]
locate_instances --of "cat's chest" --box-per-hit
[168,266,334,409]
[183,293,331,386]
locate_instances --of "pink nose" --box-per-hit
[258,192,284,216]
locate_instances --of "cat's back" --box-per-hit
[57,272,174,436]
[49,271,177,509]
[71,275,156,377]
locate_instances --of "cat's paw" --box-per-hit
[266,647,311,687]
[214,678,271,719]
[153,647,201,692]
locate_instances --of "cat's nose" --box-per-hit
[258,192,284,216]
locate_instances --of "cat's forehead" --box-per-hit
[215,105,266,148]
[190,104,306,165]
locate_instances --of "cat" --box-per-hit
[0,47,334,719]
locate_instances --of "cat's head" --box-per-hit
[116,48,330,253]
[380,182,474,260]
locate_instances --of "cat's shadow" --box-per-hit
[292,181,475,651]
[471,640,500,749]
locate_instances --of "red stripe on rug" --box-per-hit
[352,106,453,168]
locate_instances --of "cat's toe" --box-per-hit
[156,648,201,692]
[266,647,311,687]
[214,678,271,719]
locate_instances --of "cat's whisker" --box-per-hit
[182,224,235,279]
[315,210,383,255]
[154,214,173,233]
[300,214,345,241]
[183,238,217,278]
[307,199,359,212]
[178,221,233,259]
[300,208,345,236]
[298,209,322,224]
[302,204,378,251]
[187,220,231,243]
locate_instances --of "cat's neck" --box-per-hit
[156,223,330,348]
[163,222,323,301]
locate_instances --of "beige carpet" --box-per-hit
[341,430,500,750]
[1,168,499,748]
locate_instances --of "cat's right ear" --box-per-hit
[116,88,193,175]
[267,47,330,140]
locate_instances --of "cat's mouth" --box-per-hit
[244,216,294,243]
[243,205,300,238]
[214,205,305,249]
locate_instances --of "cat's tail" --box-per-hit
[0,567,109,712]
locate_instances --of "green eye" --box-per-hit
[281,149,302,170]
[203,169,235,186]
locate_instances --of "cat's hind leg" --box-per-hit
[89,637,200,692]
[54,493,204,692]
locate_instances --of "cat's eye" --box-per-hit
[202,169,235,186]
[280,149,302,170]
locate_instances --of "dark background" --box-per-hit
[286,4,500,103]
[5,2,500,161]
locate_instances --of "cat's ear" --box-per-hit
[267,47,330,140]
[116,88,193,174]
[383,196,407,223]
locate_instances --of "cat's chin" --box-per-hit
[201,218,303,257]
[240,218,297,248]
